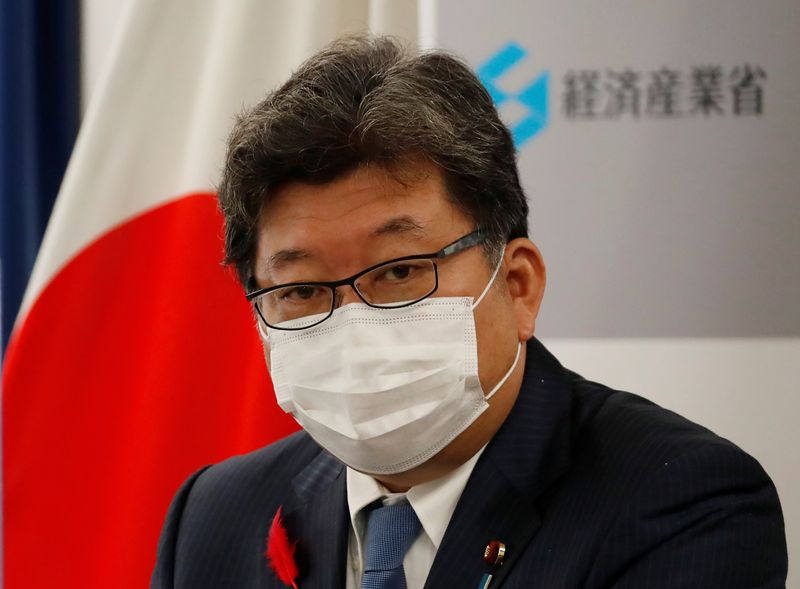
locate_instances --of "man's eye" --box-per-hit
[381,264,414,281]
[281,285,323,301]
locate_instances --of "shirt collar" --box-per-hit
[346,446,486,549]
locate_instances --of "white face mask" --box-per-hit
[263,258,522,475]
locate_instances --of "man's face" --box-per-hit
[252,159,545,488]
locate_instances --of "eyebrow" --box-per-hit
[369,215,426,238]
[266,248,310,273]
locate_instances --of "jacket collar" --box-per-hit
[281,449,348,589]
[484,337,572,500]
[423,337,573,589]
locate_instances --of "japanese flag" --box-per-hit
[1,1,416,587]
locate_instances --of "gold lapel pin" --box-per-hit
[483,540,506,566]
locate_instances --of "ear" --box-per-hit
[502,238,546,341]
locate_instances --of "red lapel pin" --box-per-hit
[483,539,506,566]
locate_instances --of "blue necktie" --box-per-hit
[361,502,422,589]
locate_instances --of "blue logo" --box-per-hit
[477,43,550,146]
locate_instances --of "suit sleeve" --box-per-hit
[591,442,787,588]
[150,466,212,589]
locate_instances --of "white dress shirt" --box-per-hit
[344,447,486,589]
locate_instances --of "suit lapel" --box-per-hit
[424,338,573,589]
[280,450,349,589]
[422,458,542,589]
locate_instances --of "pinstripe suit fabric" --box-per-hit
[151,338,787,588]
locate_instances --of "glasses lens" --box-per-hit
[255,284,333,329]
[355,259,437,307]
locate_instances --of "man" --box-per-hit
[151,36,787,588]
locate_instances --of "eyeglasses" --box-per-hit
[246,230,486,331]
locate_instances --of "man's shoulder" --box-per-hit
[151,430,330,588]
[180,430,323,514]
[569,371,750,465]
[561,370,772,506]
[524,339,753,476]
[543,370,788,586]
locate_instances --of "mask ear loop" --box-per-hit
[257,316,270,341]
[472,253,505,309]
[485,342,522,400]
[471,250,521,400]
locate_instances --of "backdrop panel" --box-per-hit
[435,0,800,337]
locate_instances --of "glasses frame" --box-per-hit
[246,229,486,331]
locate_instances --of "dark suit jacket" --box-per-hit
[151,338,787,588]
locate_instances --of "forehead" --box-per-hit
[254,161,473,271]
[262,162,452,226]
